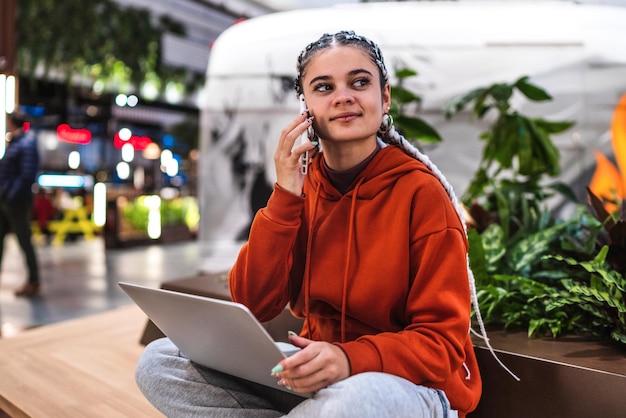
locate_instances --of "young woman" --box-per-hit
[136,30,482,417]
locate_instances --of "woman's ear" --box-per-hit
[382,83,391,113]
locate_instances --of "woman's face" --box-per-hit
[301,45,390,145]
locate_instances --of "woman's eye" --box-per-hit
[314,83,332,92]
[353,78,371,88]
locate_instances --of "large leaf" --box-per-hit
[395,68,418,79]
[507,222,568,273]
[481,224,506,271]
[533,118,575,134]
[392,85,422,105]
[489,83,514,108]
[514,76,552,101]
[395,115,442,143]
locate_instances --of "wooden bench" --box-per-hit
[0,305,162,417]
[470,331,626,418]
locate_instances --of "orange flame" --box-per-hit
[589,93,626,213]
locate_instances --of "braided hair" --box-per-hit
[294,30,519,380]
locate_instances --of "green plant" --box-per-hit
[545,246,626,344]
[16,0,202,97]
[468,206,604,337]
[122,196,199,233]
[450,76,626,345]
[444,76,574,205]
[121,198,150,231]
[389,68,442,146]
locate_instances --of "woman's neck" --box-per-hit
[322,137,378,172]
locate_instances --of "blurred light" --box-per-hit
[92,182,107,227]
[145,195,161,239]
[165,82,183,104]
[93,80,105,95]
[115,94,128,107]
[0,74,6,159]
[57,124,91,144]
[41,131,59,150]
[162,134,174,148]
[68,151,80,169]
[127,95,139,107]
[5,75,16,114]
[116,162,130,180]
[86,105,99,117]
[160,149,173,168]
[121,142,135,162]
[189,149,199,161]
[114,132,152,150]
[133,167,145,190]
[141,80,159,101]
[118,128,132,141]
[160,187,179,200]
[38,174,85,188]
[165,158,179,177]
[22,105,44,117]
[95,170,108,182]
[142,142,161,159]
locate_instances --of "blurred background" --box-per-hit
[1,0,626,334]
[2,0,625,249]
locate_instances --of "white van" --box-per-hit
[196,1,626,269]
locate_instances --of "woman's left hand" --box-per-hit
[271,334,350,393]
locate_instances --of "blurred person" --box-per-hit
[0,113,41,297]
[136,31,481,417]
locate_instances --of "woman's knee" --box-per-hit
[135,338,180,393]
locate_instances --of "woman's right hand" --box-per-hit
[273,112,316,196]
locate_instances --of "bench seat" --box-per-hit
[0,306,162,418]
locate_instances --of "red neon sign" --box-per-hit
[114,132,152,150]
[57,124,92,144]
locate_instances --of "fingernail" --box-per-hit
[278,380,293,390]
[271,364,283,374]
[311,141,319,147]
[288,331,298,337]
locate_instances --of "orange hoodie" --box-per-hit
[229,145,482,415]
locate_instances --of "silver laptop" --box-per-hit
[119,282,311,397]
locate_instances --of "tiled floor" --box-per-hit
[0,235,236,338]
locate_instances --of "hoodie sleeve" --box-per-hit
[229,184,305,322]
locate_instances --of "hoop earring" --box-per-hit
[379,113,393,133]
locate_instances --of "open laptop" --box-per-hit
[119,282,311,398]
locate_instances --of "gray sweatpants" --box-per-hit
[136,338,458,418]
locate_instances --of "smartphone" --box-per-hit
[298,94,310,175]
